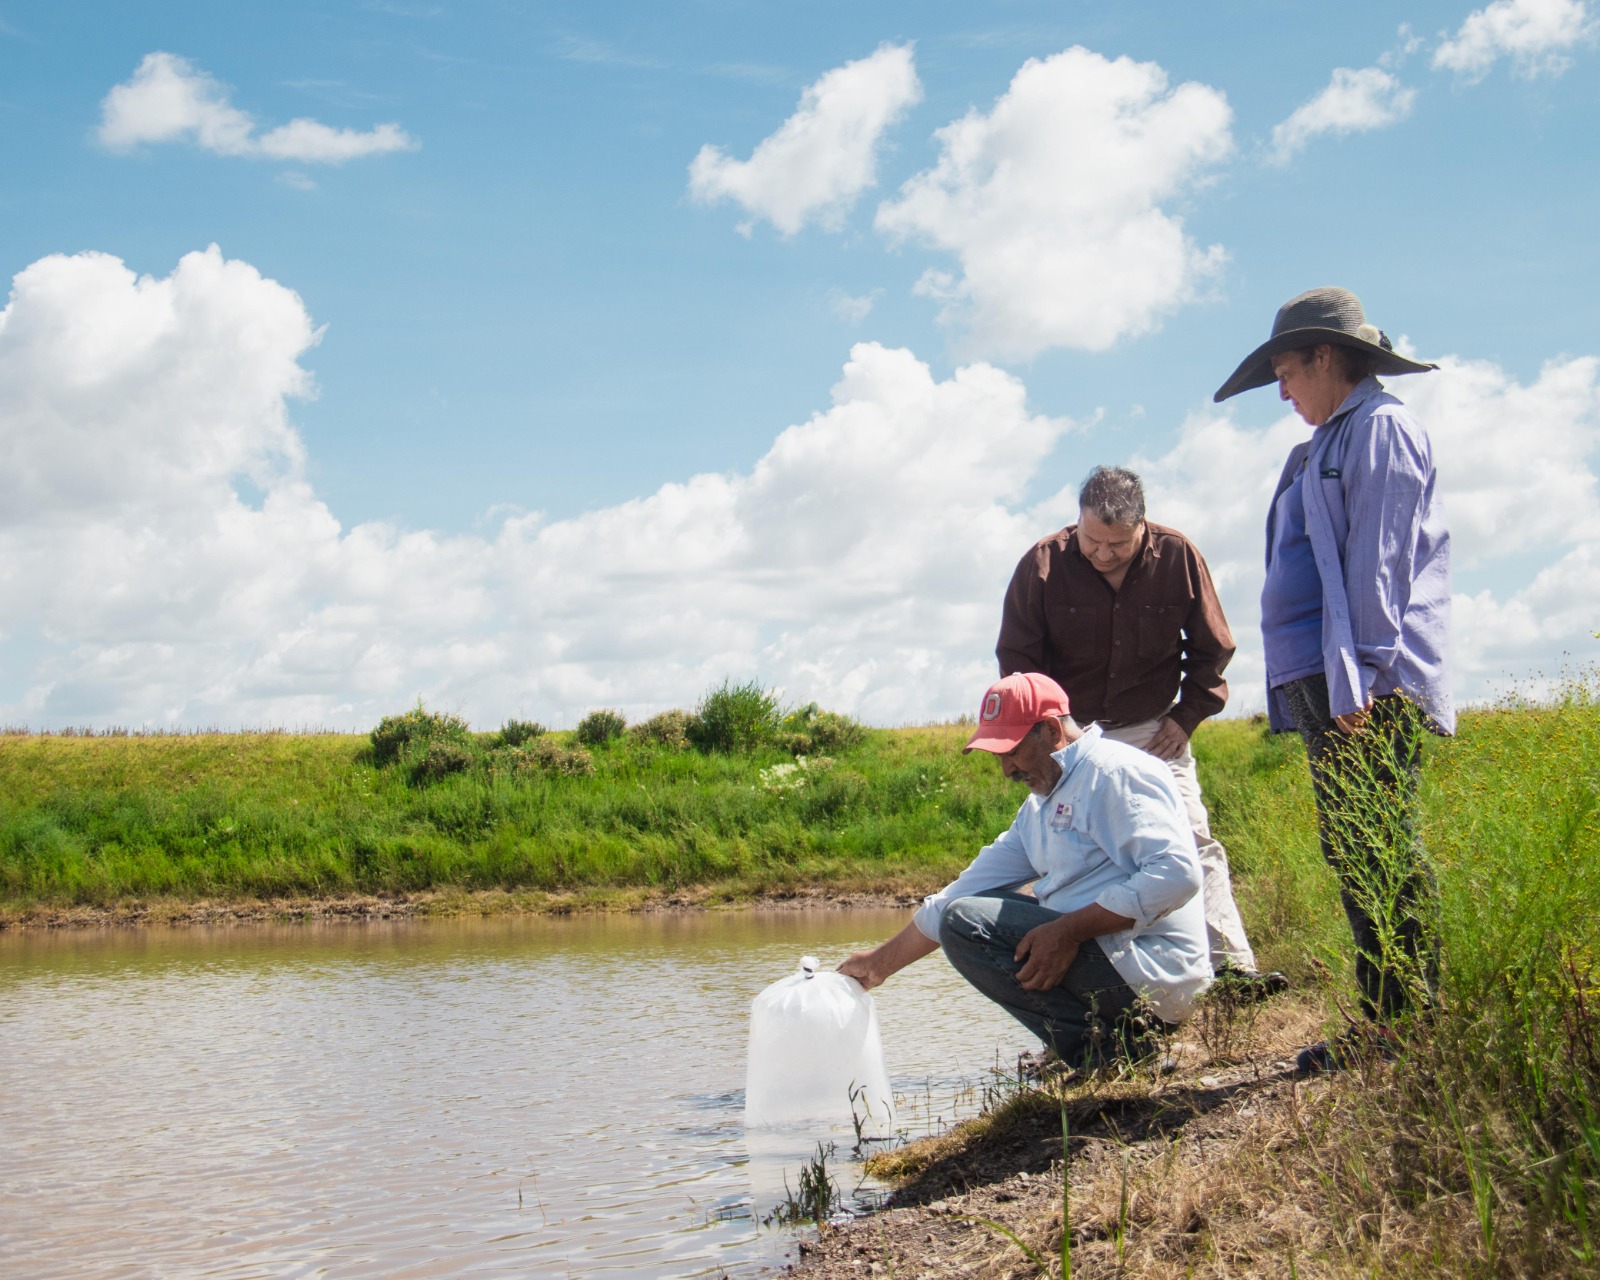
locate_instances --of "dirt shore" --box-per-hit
[772,1000,1385,1280]
[0,884,930,931]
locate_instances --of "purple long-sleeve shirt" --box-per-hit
[1263,377,1453,734]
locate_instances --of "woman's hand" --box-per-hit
[1334,695,1375,735]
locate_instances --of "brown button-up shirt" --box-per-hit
[996,522,1235,738]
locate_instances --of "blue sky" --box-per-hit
[1,0,1597,729]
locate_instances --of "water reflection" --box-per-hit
[0,911,1034,1278]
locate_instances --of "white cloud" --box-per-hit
[874,46,1233,361]
[1400,352,1600,565]
[1433,0,1595,80]
[98,52,418,164]
[1269,66,1416,163]
[828,288,882,323]
[1125,354,1600,714]
[1379,24,1428,69]
[3,248,1594,730]
[689,43,922,236]
[0,248,1068,729]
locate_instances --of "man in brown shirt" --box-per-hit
[997,466,1284,997]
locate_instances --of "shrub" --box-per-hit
[496,718,546,747]
[409,738,476,785]
[776,704,867,757]
[490,738,594,779]
[630,709,694,750]
[691,679,780,753]
[370,703,473,766]
[575,709,627,747]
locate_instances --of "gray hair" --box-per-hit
[1026,714,1080,740]
[1078,465,1145,527]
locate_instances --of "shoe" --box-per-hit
[1213,964,1290,1003]
[1017,1049,1076,1082]
[1296,1024,1399,1074]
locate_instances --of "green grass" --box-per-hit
[0,724,1022,910]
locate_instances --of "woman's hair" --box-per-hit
[1291,342,1379,384]
[1078,465,1145,527]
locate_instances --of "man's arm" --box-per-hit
[1166,542,1234,740]
[1085,769,1204,927]
[996,543,1050,676]
[839,920,941,991]
[1013,902,1136,991]
[845,819,1038,989]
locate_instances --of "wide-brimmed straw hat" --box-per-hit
[1212,286,1437,403]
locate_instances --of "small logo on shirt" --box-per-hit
[981,692,1002,721]
[1320,468,1341,478]
[1049,801,1072,830]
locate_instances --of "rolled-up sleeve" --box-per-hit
[912,817,1037,941]
[1084,776,1202,930]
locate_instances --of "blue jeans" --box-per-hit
[938,892,1162,1068]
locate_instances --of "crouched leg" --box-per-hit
[937,893,1161,1069]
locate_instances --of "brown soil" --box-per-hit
[0,884,929,931]
[774,998,1509,1279]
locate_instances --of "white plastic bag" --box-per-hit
[743,955,895,1135]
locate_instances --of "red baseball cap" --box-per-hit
[963,673,1071,754]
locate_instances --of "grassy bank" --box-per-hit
[0,718,1035,916]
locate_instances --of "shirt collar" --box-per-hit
[1067,524,1156,577]
[1045,723,1101,797]
[1318,375,1384,433]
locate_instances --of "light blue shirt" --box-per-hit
[913,726,1210,1022]
[1263,377,1453,734]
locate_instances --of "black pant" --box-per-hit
[1279,674,1435,1021]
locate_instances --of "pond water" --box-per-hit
[0,910,1036,1278]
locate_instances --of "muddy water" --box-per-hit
[0,910,1034,1278]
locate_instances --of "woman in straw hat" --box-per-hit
[1214,286,1452,1073]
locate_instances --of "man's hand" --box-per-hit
[1334,695,1375,736]
[838,921,941,991]
[838,950,888,991]
[1143,716,1189,762]
[1014,917,1081,991]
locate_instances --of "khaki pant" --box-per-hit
[1101,718,1257,973]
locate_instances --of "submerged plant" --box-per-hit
[769,1142,841,1227]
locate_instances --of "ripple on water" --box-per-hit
[0,911,1033,1278]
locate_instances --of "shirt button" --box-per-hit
[1114,639,1122,646]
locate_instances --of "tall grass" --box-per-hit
[0,723,1019,910]
[1419,677,1600,1268]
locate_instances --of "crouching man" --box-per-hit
[840,672,1211,1070]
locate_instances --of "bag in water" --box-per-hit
[744,955,895,1135]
